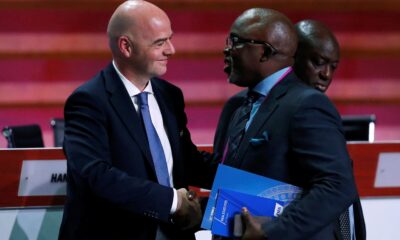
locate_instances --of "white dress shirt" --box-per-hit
[112,61,178,214]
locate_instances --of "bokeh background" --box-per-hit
[1,0,400,147]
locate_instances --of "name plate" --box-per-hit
[18,160,67,196]
[375,153,400,188]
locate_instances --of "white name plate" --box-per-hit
[374,153,400,188]
[18,160,67,196]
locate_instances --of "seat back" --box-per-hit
[342,115,376,142]
[2,124,44,148]
[50,118,65,147]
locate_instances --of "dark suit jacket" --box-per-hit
[213,71,365,240]
[59,63,204,240]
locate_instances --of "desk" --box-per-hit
[1,143,400,208]
[0,143,400,240]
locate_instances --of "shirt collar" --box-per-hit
[112,60,154,97]
[252,66,292,97]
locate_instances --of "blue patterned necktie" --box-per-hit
[339,208,351,240]
[137,92,170,186]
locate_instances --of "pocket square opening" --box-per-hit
[250,131,269,146]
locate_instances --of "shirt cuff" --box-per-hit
[170,188,178,214]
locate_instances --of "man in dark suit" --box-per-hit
[213,8,359,239]
[59,1,205,239]
[293,20,366,240]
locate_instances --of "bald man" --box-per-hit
[292,20,366,240]
[293,20,340,93]
[213,8,358,239]
[59,1,206,239]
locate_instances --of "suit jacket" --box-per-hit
[213,71,365,240]
[59,63,204,240]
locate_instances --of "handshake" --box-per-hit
[171,188,202,230]
[170,189,270,239]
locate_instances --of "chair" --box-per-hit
[341,114,376,142]
[2,124,44,148]
[50,118,65,147]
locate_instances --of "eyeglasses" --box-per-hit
[226,33,278,56]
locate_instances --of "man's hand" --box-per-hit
[241,207,271,240]
[172,188,202,230]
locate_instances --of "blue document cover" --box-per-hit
[201,164,302,230]
[211,188,285,237]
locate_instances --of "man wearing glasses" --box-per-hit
[212,8,359,240]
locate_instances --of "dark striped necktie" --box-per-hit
[225,91,259,163]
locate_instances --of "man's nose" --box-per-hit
[164,39,176,56]
[320,65,333,81]
[223,47,231,55]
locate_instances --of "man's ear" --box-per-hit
[260,55,269,62]
[260,46,272,62]
[118,36,132,58]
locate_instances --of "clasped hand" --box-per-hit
[172,188,202,230]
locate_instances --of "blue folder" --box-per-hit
[201,164,302,230]
[211,188,285,237]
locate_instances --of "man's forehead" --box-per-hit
[311,36,339,54]
[231,20,269,39]
[137,14,172,39]
[308,42,340,63]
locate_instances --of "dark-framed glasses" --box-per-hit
[226,33,278,56]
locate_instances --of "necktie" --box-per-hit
[137,92,170,187]
[225,91,259,162]
[339,208,351,240]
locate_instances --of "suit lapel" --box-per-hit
[103,64,154,168]
[235,75,293,166]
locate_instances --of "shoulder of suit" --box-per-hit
[222,89,247,109]
[151,77,182,93]
[72,72,103,95]
[66,69,108,105]
[273,75,334,107]
[228,89,247,101]
[282,76,325,98]
[289,85,337,114]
